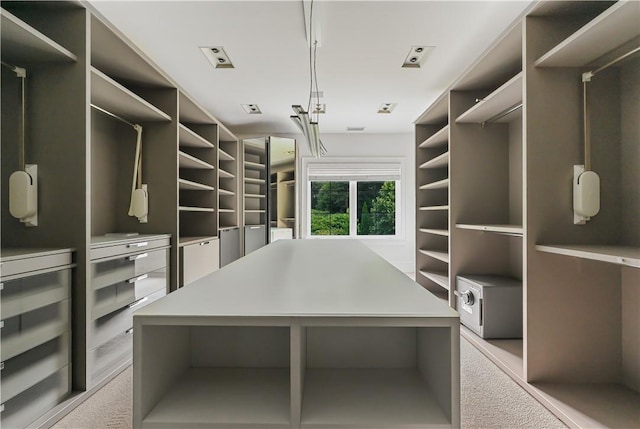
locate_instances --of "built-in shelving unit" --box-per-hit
[415,93,450,301]
[415,2,640,427]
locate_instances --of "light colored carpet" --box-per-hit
[52,337,566,429]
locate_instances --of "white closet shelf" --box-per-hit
[535,1,640,67]
[218,189,235,196]
[218,148,235,161]
[419,271,449,290]
[281,179,295,186]
[245,177,266,185]
[419,178,449,190]
[90,68,171,123]
[283,218,295,222]
[142,368,290,429]
[418,125,449,148]
[244,141,266,154]
[218,169,235,179]
[419,152,449,169]
[419,228,449,237]
[535,245,640,268]
[418,249,450,264]
[301,368,450,428]
[218,209,235,213]
[179,151,214,170]
[1,8,77,64]
[244,161,266,170]
[419,205,449,211]
[178,124,214,149]
[245,210,266,214]
[455,72,523,124]
[245,194,266,199]
[179,206,214,213]
[456,224,523,236]
[178,178,214,191]
[178,92,216,125]
[178,236,218,247]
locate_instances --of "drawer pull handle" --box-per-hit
[128,253,148,261]
[128,296,148,309]
[127,242,148,248]
[127,274,149,284]
[0,283,3,291]
[0,362,4,371]
[250,226,261,230]
[125,327,134,335]
[0,321,4,329]
[0,403,4,413]
[199,241,210,246]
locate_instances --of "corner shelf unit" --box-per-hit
[243,139,269,233]
[415,2,640,428]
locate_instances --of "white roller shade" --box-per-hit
[307,162,401,182]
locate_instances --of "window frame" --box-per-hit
[303,158,403,240]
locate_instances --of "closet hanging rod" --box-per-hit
[586,46,640,79]
[481,103,522,127]
[90,104,137,129]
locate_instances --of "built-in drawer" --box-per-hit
[1,300,70,362]
[87,328,133,387]
[91,247,167,290]
[1,269,71,320]
[1,251,73,278]
[90,236,170,261]
[180,238,219,286]
[0,365,70,429]
[245,225,266,255]
[219,227,240,267]
[90,289,165,350]
[1,332,70,403]
[92,268,167,320]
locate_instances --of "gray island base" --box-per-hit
[133,240,460,428]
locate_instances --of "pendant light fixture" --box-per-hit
[291,0,326,158]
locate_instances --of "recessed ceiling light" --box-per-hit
[346,127,365,132]
[200,46,234,69]
[377,103,397,114]
[241,104,261,114]
[402,46,434,68]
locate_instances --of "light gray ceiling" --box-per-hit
[89,1,533,136]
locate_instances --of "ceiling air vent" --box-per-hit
[200,46,234,69]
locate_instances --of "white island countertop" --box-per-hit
[135,239,458,319]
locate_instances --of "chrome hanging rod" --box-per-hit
[90,104,137,129]
[586,46,640,79]
[2,61,27,170]
[481,103,522,128]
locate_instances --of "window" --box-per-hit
[306,160,401,238]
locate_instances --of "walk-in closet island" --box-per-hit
[132,239,460,429]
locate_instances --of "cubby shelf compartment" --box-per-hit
[301,368,450,428]
[179,206,214,213]
[178,124,214,149]
[179,151,214,170]
[218,169,235,179]
[420,178,449,190]
[535,1,640,68]
[1,8,78,64]
[178,178,214,191]
[91,68,171,123]
[218,148,235,161]
[456,224,523,236]
[419,152,449,169]
[245,177,266,185]
[419,228,449,237]
[455,72,523,124]
[535,245,640,268]
[142,368,291,429]
[418,125,449,149]
[460,326,523,380]
[419,205,449,211]
[419,271,449,290]
[418,249,450,264]
[244,161,266,170]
